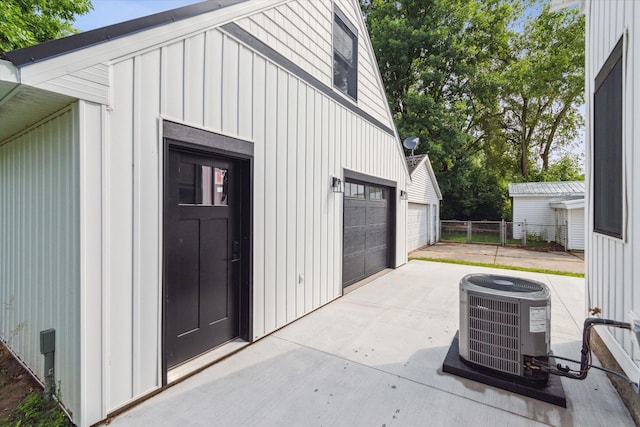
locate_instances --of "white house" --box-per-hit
[581,0,640,393]
[508,181,584,244]
[0,1,410,425]
[405,154,442,251]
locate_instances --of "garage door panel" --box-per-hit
[365,225,387,249]
[343,179,393,287]
[343,228,366,254]
[344,205,366,227]
[343,253,366,286]
[407,203,429,251]
[367,205,388,225]
[365,248,387,276]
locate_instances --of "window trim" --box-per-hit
[333,6,358,101]
[593,36,624,240]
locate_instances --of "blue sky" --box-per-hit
[74,0,203,31]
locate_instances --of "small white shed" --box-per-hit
[549,198,585,250]
[405,154,442,251]
[508,181,584,244]
[0,1,410,425]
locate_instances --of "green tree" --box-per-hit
[363,0,585,219]
[499,3,584,180]
[362,0,516,219]
[0,0,93,53]
[529,154,583,182]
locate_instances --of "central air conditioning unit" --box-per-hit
[459,274,551,384]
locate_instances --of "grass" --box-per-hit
[0,343,71,427]
[409,256,585,278]
[0,391,72,427]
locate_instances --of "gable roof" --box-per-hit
[406,154,442,200]
[406,154,426,175]
[1,0,411,180]
[508,181,585,197]
[1,0,248,66]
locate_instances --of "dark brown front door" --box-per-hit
[165,148,241,369]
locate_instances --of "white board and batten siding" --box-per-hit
[0,106,82,419]
[585,0,640,379]
[85,0,407,419]
[0,1,409,424]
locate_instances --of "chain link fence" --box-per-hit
[440,220,568,250]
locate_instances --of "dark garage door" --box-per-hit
[343,180,392,287]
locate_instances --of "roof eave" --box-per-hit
[1,0,250,67]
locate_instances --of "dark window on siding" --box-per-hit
[593,37,623,238]
[333,11,357,100]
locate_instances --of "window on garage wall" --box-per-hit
[333,7,358,100]
[593,37,623,239]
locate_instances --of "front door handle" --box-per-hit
[231,240,241,262]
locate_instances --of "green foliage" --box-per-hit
[1,391,71,427]
[0,0,93,53]
[529,155,584,182]
[439,160,509,220]
[363,0,585,220]
[500,2,584,180]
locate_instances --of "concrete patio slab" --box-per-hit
[107,261,632,427]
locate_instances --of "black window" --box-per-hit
[345,182,365,198]
[369,186,386,200]
[333,9,357,100]
[593,37,623,238]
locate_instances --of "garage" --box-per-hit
[407,203,430,250]
[406,154,442,252]
[342,176,395,287]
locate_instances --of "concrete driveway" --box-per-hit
[410,242,584,275]
[108,261,631,426]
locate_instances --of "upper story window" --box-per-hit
[593,37,623,239]
[333,8,358,100]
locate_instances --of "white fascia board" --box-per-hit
[0,60,19,83]
[550,199,585,210]
[17,0,287,87]
[423,154,443,200]
[550,0,579,12]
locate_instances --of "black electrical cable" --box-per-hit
[533,355,638,387]
[537,317,638,391]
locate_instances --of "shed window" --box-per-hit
[333,10,357,100]
[593,38,623,238]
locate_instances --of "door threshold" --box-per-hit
[167,339,249,384]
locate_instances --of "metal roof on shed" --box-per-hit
[508,181,585,196]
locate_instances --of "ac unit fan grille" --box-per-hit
[468,294,520,375]
[466,275,545,293]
